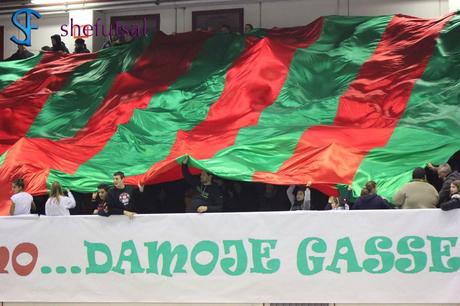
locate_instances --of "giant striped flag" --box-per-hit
[1,13,459,215]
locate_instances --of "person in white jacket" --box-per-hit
[287,181,312,211]
[45,182,76,216]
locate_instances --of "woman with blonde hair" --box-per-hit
[326,185,352,210]
[45,182,76,216]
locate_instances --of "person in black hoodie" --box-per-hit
[107,171,143,217]
[50,34,69,54]
[92,183,110,216]
[352,181,391,210]
[440,180,460,211]
[182,156,223,213]
[74,38,90,54]
[5,45,34,61]
[258,184,291,211]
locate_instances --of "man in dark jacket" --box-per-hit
[182,156,223,213]
[107,171,144,217]
[5,45,34,61]
[429,163,460,205]
[51,34,69,54]
[258,184,291,211]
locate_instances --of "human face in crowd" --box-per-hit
[438,170,449,180]
[113,175,124,189]
[328,196,339,209]
[296,190,305,202]
[244,24,253,33]
[200,171,212,185]
[98,188,108,201]
[11,183,22,194]
[450,183,459,195]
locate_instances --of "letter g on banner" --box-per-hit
[10,8,42,46]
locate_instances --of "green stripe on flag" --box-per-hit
[196,15,392,180]
[26,37,153,139]
[0,151,6,167]
[48,33,246,191]
[352,13,460,200]
[0,53,43,92]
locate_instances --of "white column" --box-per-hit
[67,9,95,52]
[338,0,350,15]
[449,0,460,11]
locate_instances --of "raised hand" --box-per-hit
[197,206,208,213]
[138,181,145,193]
[182,155,189,165]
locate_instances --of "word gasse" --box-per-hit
[0,243,38,276]
[84,239,280,276]
[297,236,460,275]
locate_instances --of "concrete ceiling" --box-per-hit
[0,0,268,15]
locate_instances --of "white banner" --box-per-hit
[1,210,460,303]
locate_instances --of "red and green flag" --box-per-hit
[1,13,459,215]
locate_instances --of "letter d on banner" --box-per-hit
[85,241,113,274]
[10,8,41,47]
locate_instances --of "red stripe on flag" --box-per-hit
[123,19,325,186]
[253,14,454,194]
[0,52,97,155]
